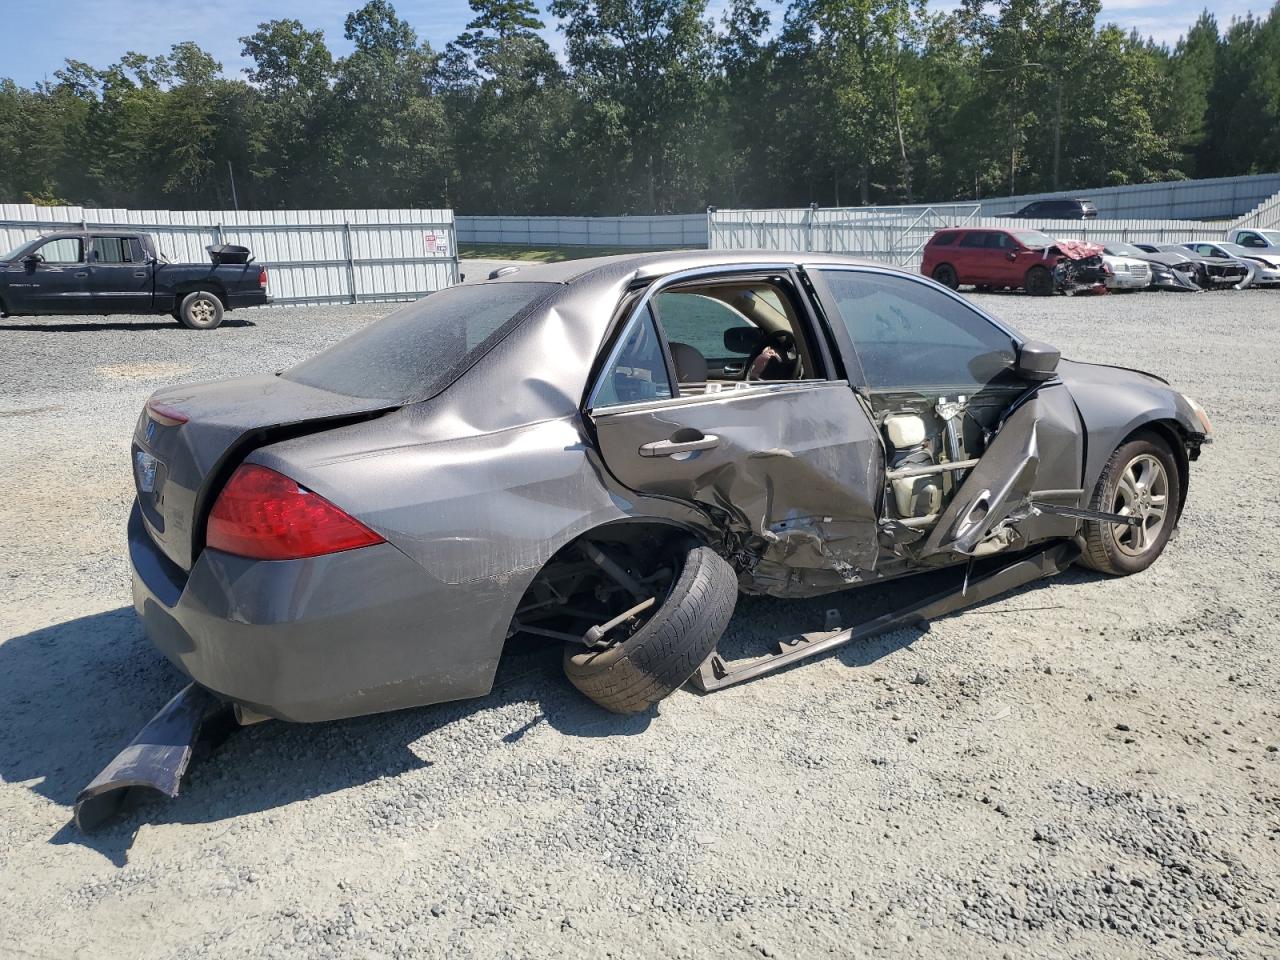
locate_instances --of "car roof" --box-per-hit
[477,249,889,286]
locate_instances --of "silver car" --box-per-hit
[78,250,1213,828]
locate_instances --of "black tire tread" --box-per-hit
[1078,435,1180,576]
[563,542,737,714]
[179,290,224,330]
[1025,265,1054,296]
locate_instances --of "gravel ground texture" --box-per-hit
[1,289,1277,960]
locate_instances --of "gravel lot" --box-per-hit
[1,289,1278,959]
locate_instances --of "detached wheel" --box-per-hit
[178,291,224,330]
[932,264,959,289]
[1079,436,1181,576]
[564,540,737,714]
[1025,265,1055,297]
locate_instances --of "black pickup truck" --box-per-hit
[0,231,270,329]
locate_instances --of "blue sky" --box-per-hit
[0,0,1266,86]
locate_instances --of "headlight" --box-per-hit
[1182,394,1213,438]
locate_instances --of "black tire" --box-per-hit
[563,540,738,714]
[1078,435,1181,576]
[932,264,959,289]
[1025,265,1055,297]
[178,290,224,330]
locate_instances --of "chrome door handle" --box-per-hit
[639,434,720,457]
[722,362,745,375]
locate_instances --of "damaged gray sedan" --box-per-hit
[80,251,1213,828]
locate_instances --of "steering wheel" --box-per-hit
[745,329,801,380]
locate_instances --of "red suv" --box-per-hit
[922,228,1061,296]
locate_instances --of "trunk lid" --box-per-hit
[132,374,392,571]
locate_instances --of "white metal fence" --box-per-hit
[456,214,707,248]
[0,205,460,305]
[709,196,1280,270]
[970,172,1280,221]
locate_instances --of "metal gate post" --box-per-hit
[342,221,357,303]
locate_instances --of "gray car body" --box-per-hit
[128,250,1207,722]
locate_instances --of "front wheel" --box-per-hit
[1079,436,1181,575]
[178,291,225,330]
[1025,265,1055,297]
[932,264,959,289]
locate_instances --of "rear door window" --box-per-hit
[284,281,558,401]
[959,232,988,248]
[93,237,137,263]
[591,306,674,407]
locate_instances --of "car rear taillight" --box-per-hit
[146,399,189,426]
[259,266,269,288]
[207,464,384,560]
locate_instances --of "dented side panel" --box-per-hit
[589,381,884,595]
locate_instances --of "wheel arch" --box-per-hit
[497,515,727,659]
[175,282,229,307]
[1120,418,1192,522]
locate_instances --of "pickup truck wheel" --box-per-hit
[563,540,737,715]
[179,291,224,330]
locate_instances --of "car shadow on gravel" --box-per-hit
[8,561,1103,865]
[0,608,654,864]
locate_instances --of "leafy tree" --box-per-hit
[549,0,716,213]
[0,0,1277,213]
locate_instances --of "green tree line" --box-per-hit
[1,0,1278,213]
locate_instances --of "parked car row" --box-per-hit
[921,226,1280,295]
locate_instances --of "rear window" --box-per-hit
[283,281,558,401]
[930,232,958,247]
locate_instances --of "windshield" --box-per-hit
[1105,242,1144,257]
[1012,230,1056,248]
[1,239,35,261]
[283,281,558,401]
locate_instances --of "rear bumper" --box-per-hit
[128,501,498,721]
[226,290,270,309]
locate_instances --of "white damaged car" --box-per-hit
[1185,241,1280,286]
[1100,252,1153,291]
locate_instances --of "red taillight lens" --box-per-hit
[207,464,384,560]
[259,267,269,288]
[146,399,189,426]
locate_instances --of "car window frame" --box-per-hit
[34,236,84,264]
[804,264,1025,397]
[89,235,138,264]
[584,263,840,414]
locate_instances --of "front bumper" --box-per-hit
[128,502,498,722]
[1105,274,1150,289]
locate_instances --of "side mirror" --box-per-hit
[1006,251,1018,261]
[1015,340,1060,381]
[22,253,44,269]
[723,326,765,355]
